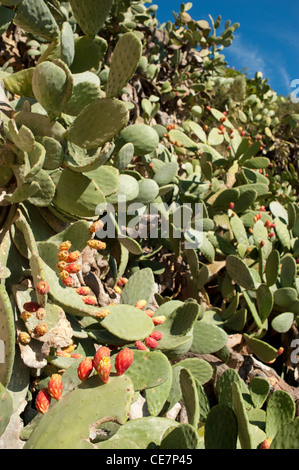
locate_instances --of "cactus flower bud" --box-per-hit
[87,239,106,250]
[63,276,74,287]
[35,388,51,414]
[89,221,104,233]
[76,286,91,296]
[48,374,63,400]
[57,250,69,261]
[36,307,46,320]
[18,332,31,344]
[145,336,158,349]
[260,438,272,449]
[59,241,71,251]
[66,263,81,274]
[82,295,97,305]
[36,281,50,295]
[93,346,111,371]
[150,331,163,341]
[152,315,166,326]
[97,356,111,383]
[77,357,93,382]
[115,348,134,376]
[135,299,147,309]
[135,341,148,351]
[67,251,81,263]
[35,323,48,336]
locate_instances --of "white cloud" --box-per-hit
[224,34,267,77]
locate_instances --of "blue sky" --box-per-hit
[151,0,299,97]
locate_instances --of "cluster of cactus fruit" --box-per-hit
[0,0,298,449]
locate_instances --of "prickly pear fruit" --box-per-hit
[90,221,104,233]
[145,309,155,318]
[77,357,93,382]
[82,295,97,305]
[36,308,46,320]
[35,323,48,336]
[113,285,122,294]
[114,348,134,376]
[260,438,272,449]
[135,341,148,351]
[48,374,63,400]
[59,241,72,251]
[63,277,74,287]
[76,286,91,296]
[152,315,166,325]
[66,263,81,274]
[135,299,147,309]
[97,356,111,383]
[150,331,163,341]
[93,346,111,371]
[67,251,81,263]
[145,336,158,349]
[87,240,106,250]
[35,388,51,414]
[18,332,31,344]
[56,261,68,271]
[20,311,32,320]
[59,270,70,281]
[96,308,110,319]
[117,277,128,286]
[57,250,69,261]
[36,281,50,295]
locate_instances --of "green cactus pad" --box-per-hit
[256,284,273,323]
[106,32,142,98]
[64,71,102,116]
[274,287,298,310]
[0,285,15,387]
[14,110,66,143]
[179,368,200,428]
[213,188,239,210]
[145,372,173,416]
[270,417,299,449]
[160,423,200,449]
[0,383,13,438]
[67,98,129,149]
[265,249,280,286]
[248,377,270,409]
[24,374,134,449]
[232,381,253,449]
[69,0,114,36]
[70,36,108,74]
[265,390,295,440]
[14,0,59,41]
[280,254,296,288]
[120,268,155,306]
[100,304,154,342]
[190,321,228,354]
[226,255,256,290]
[217,368,252,410]
[243,333,278,363]
[134,179,160,204]
[173,358,213,385]
[115,124,159,157]
[37,136,64,171]
[271,312,294,333]
[204,404,238,449]
[65,142,114,173]
[114,143,134,172]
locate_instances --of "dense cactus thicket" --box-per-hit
[0,0,298,449]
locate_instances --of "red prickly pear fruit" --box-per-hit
[206,106,211,111]
[89,221,104,233]
[144,309,155,318]
[260,438,272,449]
[145,336,158,349]
[77,357,93,381]
[66,251,81,263]
[35,323,48,336]
[82,295,97,305]
[135,299,147,309]
[277,347,284,356]
[152,315,166,326]
[63,276,74,287]
[48,374,63,400]
[135,341,148,351]
[117,277,128,286]
[264,220,271,228]
[76,286,90,296]
[57,250,69,261]
[97,356,111,383]
[59,241,71,251]
[23,301,40,312]
[36,281,50,295]
[268,232,275,238]
[150,331,163,341]
[229,202,235,209]
[115,348,134,376]
[93,346,111,370]
[260,240,265,247]
[66,263,81,274]
[35,388,51,414]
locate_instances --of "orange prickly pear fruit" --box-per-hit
[66,251,81,263]
[152,315,166,325]
[35,388,51,414]
[277,347,284,356]
[77,357,93,382]
[59,241,72,251]
[117,277,128,286]
[18,332,31,344]
[20,310,32,321]
[82,295,97,305]
[260,438,272,449]
[66,263,81,274]
[56,261,68,271]
[76,286,91,296]
[135,299,147,309]
[36,307,46,320]
[87,239,106,250]
[97,356,111,383]
[35,323,48,336]
[96,308,110,319]
[89,221,104,233]
[63,276,74,287]
[48,374,63,400]
[113,285,122,294]
[93,346,111,371]
[115,348,134,376]
[144,309,154,318]
[36,281,50,295]
[59,270,70,281]
[57,250,69,261]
